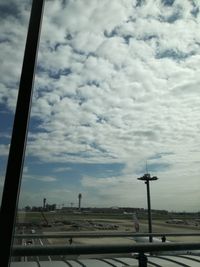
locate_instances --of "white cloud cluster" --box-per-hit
[1,0,200,210]
[29,1,200,162]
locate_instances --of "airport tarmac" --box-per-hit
[47,236,136,245]
[45,220,200,246]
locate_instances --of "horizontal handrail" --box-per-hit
[14,232,200,238]
[12,242,200,256]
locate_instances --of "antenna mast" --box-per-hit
[146,160,148,174]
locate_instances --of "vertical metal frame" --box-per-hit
[146,180,153,243]
[0,0,44,266]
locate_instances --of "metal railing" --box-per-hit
[14,231,200,238]
[12,242,200,267]
[12,242,200,256]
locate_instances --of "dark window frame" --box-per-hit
[0,1,44,266]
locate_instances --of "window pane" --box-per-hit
[0,0,199,264]
[0,0,30,206]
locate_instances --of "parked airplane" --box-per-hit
[131,214,200,256]
[132,214,168,243]
[166,219,185,224]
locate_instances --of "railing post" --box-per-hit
[137,253,147,267]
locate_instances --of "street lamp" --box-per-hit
[137,173,158,242]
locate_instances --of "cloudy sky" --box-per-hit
[1,0,200,211]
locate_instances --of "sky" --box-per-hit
[1,0,200,212]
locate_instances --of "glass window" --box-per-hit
[0,0,30,206]
[0,0,200,265]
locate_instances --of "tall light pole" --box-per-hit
[43,198,46,210]
[78,193,82,211]
[137,173,158,242]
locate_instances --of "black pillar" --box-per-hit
[146,180,152,242]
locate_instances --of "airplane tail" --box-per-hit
[133,213,140,232]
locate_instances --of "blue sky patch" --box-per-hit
[156,49,195,61]
[191,6,199,18]
[135,0,145,8]
[0,104,14,134]
[0,2,20,19]
[161,0,175,6]
[36,64,72,79]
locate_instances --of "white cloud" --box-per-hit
[1,0,200,210]
[23,174,57,182]
[53,167,72,173]
[0,144,10,156]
